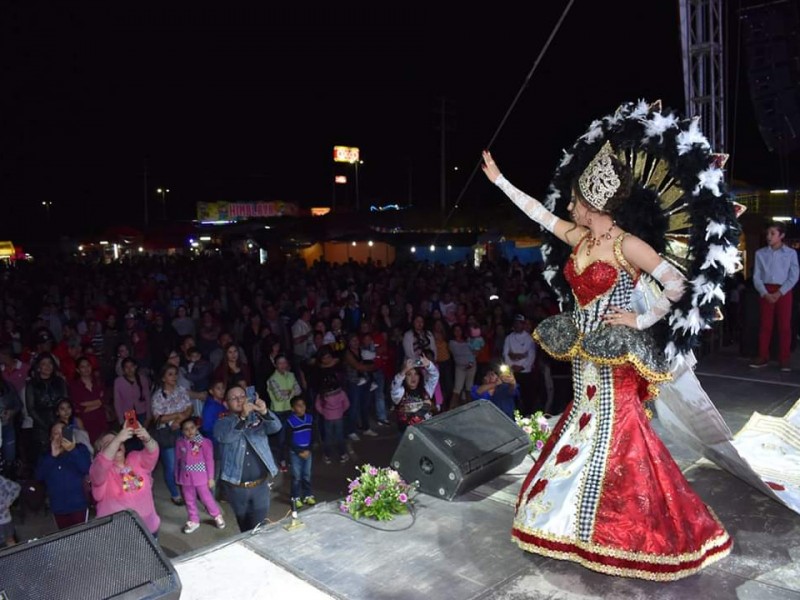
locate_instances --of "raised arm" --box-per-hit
[481,150,586,247]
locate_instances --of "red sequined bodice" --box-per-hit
[564,257,619,307]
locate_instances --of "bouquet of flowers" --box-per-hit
[340,464,418,521]
[514,410,552,455]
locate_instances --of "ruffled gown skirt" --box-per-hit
[511,357,732,580]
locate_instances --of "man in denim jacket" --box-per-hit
[214,386,281,531]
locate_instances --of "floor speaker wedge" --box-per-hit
[390,400,529,501]
[0,510,181,600]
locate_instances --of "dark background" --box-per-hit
[1,2,794,242]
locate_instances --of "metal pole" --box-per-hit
[355,161,360,211]
[143,159,149,229]
[440,96,446,221]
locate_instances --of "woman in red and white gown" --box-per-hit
[481,147,732,581]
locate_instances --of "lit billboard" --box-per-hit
[333,146,360,163]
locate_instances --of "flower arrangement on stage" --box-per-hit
[340,464,418,521]
[514,410,552,455]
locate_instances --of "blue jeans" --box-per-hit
[346,382,371,434]
[225,480,271,532]
[1,422,16,471]
[268,411,292,466]
[323,418,346,458]
[160,447,180,499]
[372,370,387,422]
[289,449,312,499]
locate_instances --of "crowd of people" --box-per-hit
[0,251,566,543]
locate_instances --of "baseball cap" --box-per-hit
[514,314,526,322]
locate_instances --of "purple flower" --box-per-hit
[365,496,373,506]
[349,480,360,491]
[369,467,378,476]
[535,440,545,450]
[398,493,408,503]
[340,504,349,513]
[346,495,352,503]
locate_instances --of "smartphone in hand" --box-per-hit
[124,409,138,430]
[62,425,74,442]
[245,386,256,403]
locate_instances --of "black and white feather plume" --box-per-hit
[539,100,743,362]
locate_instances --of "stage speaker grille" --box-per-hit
[391,400,530,501]
[0,510,181,600]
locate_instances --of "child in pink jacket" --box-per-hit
[314,366,350,465]
[175,418,225,533]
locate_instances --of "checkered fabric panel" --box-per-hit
[576,365,614,542]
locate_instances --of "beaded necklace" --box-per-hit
[586,222,616,256]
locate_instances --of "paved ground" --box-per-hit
[10,413,401,559]
[10,339,800,562]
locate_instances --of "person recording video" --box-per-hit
[213,386,281,532]
[470,364,519,420]
[390,355,439,432]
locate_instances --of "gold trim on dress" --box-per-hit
[532,328,672,389]
[511,515,731,566]
[510,530,732,581]
[613,233,638,280]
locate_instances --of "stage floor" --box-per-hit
[174,355,800,599]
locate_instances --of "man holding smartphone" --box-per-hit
[213,386,282,532]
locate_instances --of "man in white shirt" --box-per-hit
[750,222,799,372]
[291,308,314,366]
[503,314,537,414]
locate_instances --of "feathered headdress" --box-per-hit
[539,99,744,360]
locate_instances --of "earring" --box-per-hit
[587,216,593,226]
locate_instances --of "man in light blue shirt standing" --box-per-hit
[750,222,799,371]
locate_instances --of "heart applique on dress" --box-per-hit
[766,481,786,491]
[527,478,549,501]
[555,445,579,465]
[579,413,592,431]
[586,385,597,400]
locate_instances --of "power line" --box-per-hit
[437,0,577,241]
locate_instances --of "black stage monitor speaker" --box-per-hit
[740,0,800,153]
[391,400,529,501]
[0,510,181,600]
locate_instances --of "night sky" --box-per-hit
[3,2,793,243]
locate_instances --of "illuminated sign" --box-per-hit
[311,207,331,216]
[196,201,299,222]
[335,175,347,184]
[333,146,360,163]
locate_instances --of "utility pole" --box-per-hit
[407,158,413,207]
[435,98,456,223]
[143,159,149,229]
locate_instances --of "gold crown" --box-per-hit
[577,141,621,211]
